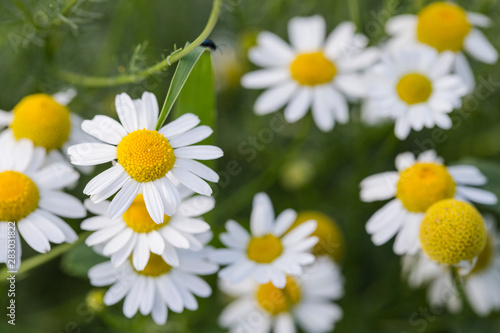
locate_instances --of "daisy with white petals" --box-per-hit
[363,45,468,139]
[386,1,498,91]
[360,150,497,255]
[211,192,318,288]
[0,89,93,173]
[68,91,223,224]
[402,219,500,316]
[219,257,343,333]
[82,185,214,270]
[88,233,218,325]
[0,139,85,270]
[242,15,379,131]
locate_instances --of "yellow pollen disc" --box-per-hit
[133,253,172,276]
[419,199,486,265]
[397,163,455,213]
[256,277,301,315]
[122,194,170,232]
[117,129,175,183]
[291,211,344,262]
[469,234,493,275]
[0,171,39,222]
[247,234,283,263]
[396,73,433,105]
[290,52,337,86]
[10,93,71,150]
[416,2,471,52]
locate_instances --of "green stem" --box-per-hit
[0,231,90,281]
[451,266,468,309]
[56,0,222,87]
[348,0,361,30]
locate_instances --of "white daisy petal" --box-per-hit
[171,168,212,196]
[456,186,497,205]
[159,113,200,138]
[254,82,298,115]
[448,165,487,185]
[168,126,213,148]
[68,143,117,166]
[284,87,312,123]
[115,93,138,133]
[173,145,223,160]
[174,158,219,183]
[250,193,275,236]
[39,190,86,218]
[288,15,326,52]
[464,29,498,64]
[241,69,290,89]
[17,218,51,253]
[142,182,165,224]
[81,115,127,145]
[107,180,141,219]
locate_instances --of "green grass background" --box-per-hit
[1,0,500,332]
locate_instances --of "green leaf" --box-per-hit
[174,50,216,137]
[60,242,106,279]
[156,46,207,130]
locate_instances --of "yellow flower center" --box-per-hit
[0,171,39,221]
[116,129,175,183]
[397,163,456,213]
[290,52,337,86]
[122,194,170,231]
[10,93,71,150]
[247,234,283,263]
[396,73,433,105]
[469,234,493,275]
[133,253,172,276]
[256,277,301,315]
[416,2,471,52]
[419,199,486,265]
[291,211,344,262]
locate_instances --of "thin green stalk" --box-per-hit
[57,0,222,87]
[0,231,90,281]
[348,0,361,30]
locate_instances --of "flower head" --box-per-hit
[211,192,318,288]
[68,91,223,224]
[242,15,379,131]
[360,150,497,255]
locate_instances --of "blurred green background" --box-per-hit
[1,0,500,332]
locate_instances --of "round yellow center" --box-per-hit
[416,2,471,52]
[469,234,493,275]
[396,73,433,105]
[116,129,175,183]
[291,211,344,262]
[0,171,39,221]
[256,277,301,315]
[10,93,71,150]
[122,194,170,232]
[290,52,337,86]
[397,163,456,213]
[133,253,172,276]
[419,199,486,265]
[247,234,283,263]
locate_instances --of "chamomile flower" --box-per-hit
[363,46,468,139]
[0,90,93,173]
[219,257,343,333]
[0,139,85,270]
[360,150,497,255]
[291,211,344,263]
[68,91,223,224]
[88,234,218,325]
[211,193,318,288]
[402,218,500,316]
[386,2,498,91]
[82,187,214,270]
[241,15,379,131]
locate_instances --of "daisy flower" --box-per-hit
[82,185,214,270]
[291,211,344,263]
[360,150,497,255]
[241,15,379,131]
[0,138,85,270]
[210,192,318,288]
[219,257,343,333]
[402,217,500,316]
[88,233,218,325]
[363,45,468,139]
[67,91,223,224]
[0,89,93,174]
[386,1,498,91]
